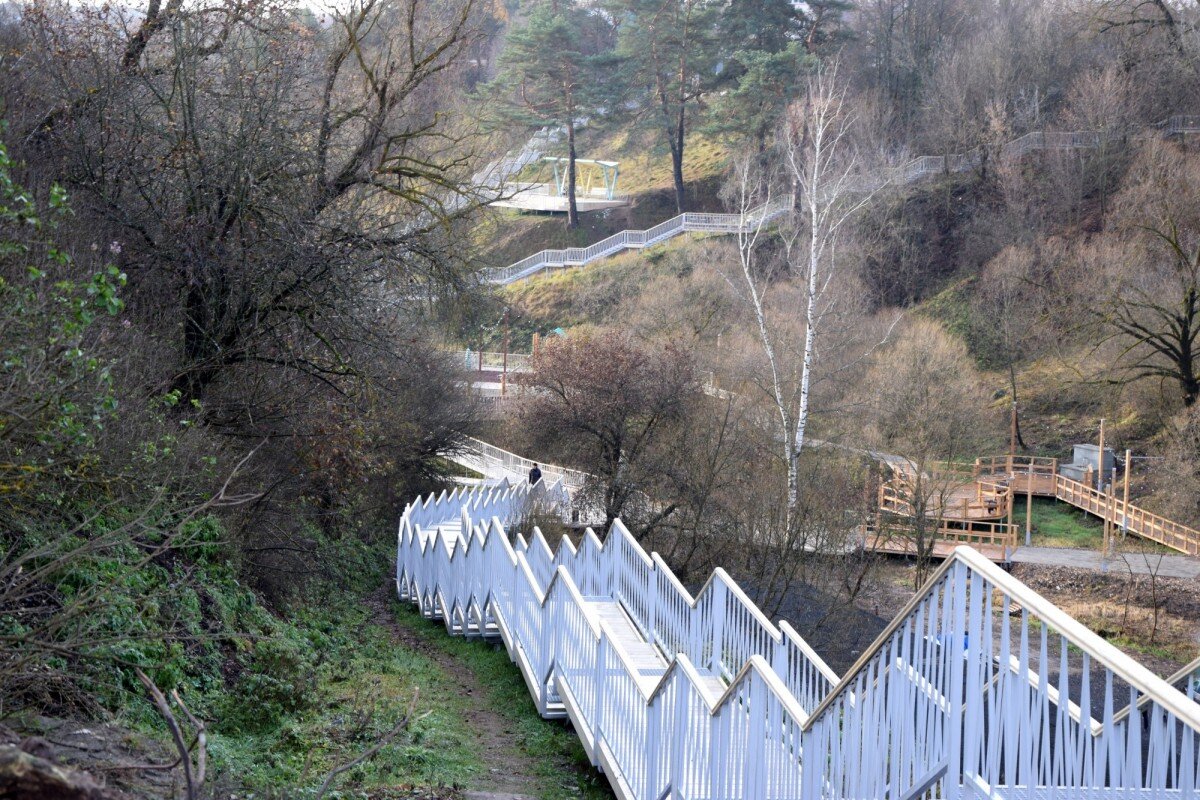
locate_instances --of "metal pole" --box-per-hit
[1097,417,1105,490]
[1103,467,1112,555]
[502,309,509,398]
[1109,466,1118,555]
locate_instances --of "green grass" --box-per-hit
[390,601,613,800]
[199,574,610,799]
[1011,496,1179,553]
[204,595,483,796]
[1011,496,1105,549]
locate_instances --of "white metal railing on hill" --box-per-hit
[449,436,588,492]
[396,480,1200,800]
[485,115,1200,288]
[484,196,795,285]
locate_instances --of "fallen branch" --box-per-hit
[134,669,207,800]
[314,688,426,800]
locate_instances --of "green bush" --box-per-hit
[222,631,321,732]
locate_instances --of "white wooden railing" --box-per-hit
[397,480,1200,800]
[450,436,588,492]
[483,196,795,285]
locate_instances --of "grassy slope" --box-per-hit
[494,237,700,349]
[202,561,609,799]
[206,595,481,793]
[475,128,731,273]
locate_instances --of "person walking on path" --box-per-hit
[529,463,542,485]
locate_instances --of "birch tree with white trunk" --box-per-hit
[725,63,881,525]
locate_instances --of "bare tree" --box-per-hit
[1101,224,1200,407]
[861,320,998,586]
[724,62,882,525]
[517,331,698,535]
[970,244,1054,449]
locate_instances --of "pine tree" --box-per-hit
[608,0,720,213]
[485,1,618,228]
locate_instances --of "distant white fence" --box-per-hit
[450,436,588,492]
[483,196,795,285]
[485,115,1200,288]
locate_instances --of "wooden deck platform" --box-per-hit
[874,454,1200,560]
[866,532,1012,562]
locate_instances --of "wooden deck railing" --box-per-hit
[877,482,1018,553]
[972,455,1200,556]
[1054,473,1200,556]
[870,517,1018,550]
[881,476,1012,521]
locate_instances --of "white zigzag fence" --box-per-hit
[485,116,1200,287]
[397,480,1200,800]
[484,197,795,285]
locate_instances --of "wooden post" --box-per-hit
[1025,463,1033,547]
[1122,449,1132,540]
[532,332,540,358]
[501,308,510,398]
[1097,418,1105,490]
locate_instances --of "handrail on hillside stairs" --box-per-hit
[397,479,1200,800]
[448,436,589,492]
[483,196,795,285]
[484,116,1200,289]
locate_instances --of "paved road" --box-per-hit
[1011,546,1200,579]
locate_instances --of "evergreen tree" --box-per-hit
[718,0,805,55]
[705,43,814,154]
[608,0,720,213]
[485,1,618,228]
[708,0,848,152]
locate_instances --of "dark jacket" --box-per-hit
[528,466,543,485]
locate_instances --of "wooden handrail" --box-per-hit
[926,454,1200,557]
[1054,473,1200,556]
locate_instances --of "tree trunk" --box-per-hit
[670,109,686,213]
[566,109,579,228]
[1008,364,1028,449]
